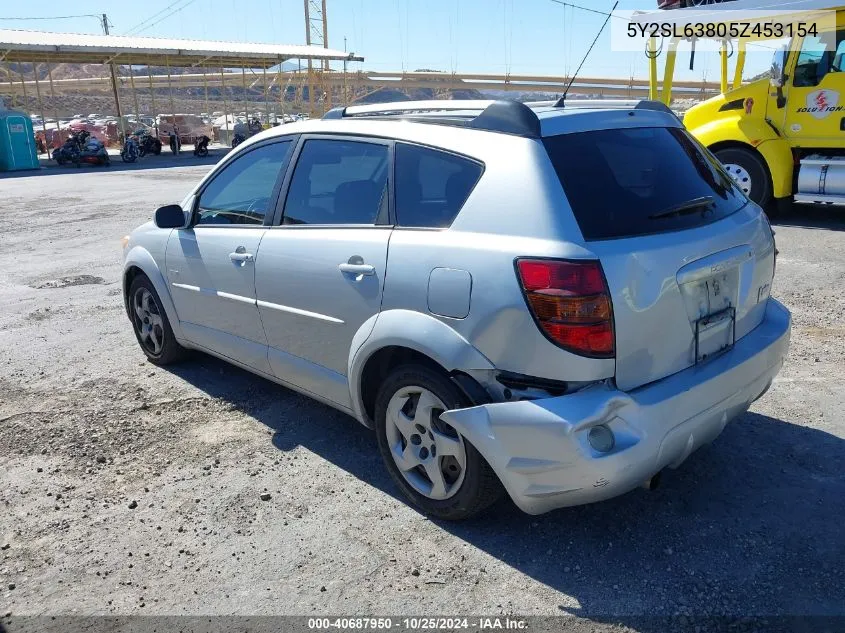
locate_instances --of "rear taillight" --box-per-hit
[515,258,615,358]
[764,213,778,276]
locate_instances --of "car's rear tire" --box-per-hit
[715,146,772,208]
[374,364,503,520]
[128,274,187,365]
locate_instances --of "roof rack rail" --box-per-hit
[552,99,641,110]
[322,100,542,138]
[548,96,680,120]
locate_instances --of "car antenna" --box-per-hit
[555,1,619,108]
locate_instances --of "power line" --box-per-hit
[0,14,101,21]
[134,0,198,36]
[123,0,185,34]
[547,0,627,20]
[123,0,196,36]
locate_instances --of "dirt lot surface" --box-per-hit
[1,161,843,629]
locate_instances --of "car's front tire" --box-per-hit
[128,274,186,365]
[374,364,503,520]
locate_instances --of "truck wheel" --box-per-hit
[715,147,772,208]
[374,364,503,520]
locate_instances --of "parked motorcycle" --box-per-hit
[78,135,110,166]
[52,136,81,166]
[193,135,210,157]
[136,130,162,157]
[121,134,139,163]
[52,130,95,166]
[231,118,263,148]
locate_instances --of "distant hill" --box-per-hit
[0,63,586,117]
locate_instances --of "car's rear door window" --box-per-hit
[543,127,747,240]
[282,139,388,225]
[394,143,483,228]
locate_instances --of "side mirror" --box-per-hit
[154,204,187,229]
[770,47,788,88]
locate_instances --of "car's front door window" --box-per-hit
[196,141,292,226]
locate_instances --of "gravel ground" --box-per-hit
[0,161,843,629]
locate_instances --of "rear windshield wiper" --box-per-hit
[649,196,714,220]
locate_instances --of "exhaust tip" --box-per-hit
[641,471,662,491]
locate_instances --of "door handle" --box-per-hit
[229,251,254,263]
[338,263,375,276]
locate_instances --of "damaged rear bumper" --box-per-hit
[440,299,791,515]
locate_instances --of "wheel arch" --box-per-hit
[710,139,774,195]
[348,310,495,428]
[703,138,793,200]
[123,246,185,342]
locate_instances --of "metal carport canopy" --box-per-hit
[0,29,363,66]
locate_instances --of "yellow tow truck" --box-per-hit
[633,1,845,211]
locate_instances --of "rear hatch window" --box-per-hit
[543,127,747,240]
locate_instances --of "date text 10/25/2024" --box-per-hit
[307,617,528,630]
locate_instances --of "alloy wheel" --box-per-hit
[132,287,164,355]
[384,386,467,500]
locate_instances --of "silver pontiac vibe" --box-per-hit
[122,100,790,519]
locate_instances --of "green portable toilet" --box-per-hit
[0,109,39,171]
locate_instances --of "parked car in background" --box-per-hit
[122,99,789,520]
[157,114,212,145]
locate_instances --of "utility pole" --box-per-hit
[343,36,348,106]
[102,13,126,141]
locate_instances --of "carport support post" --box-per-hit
[202,67,210,124]
[220,68,229,140]
[4,59,16,108]
[32,63,47,139]
[166,56,176,133]
[277,62,285,120]
[108,62,125,142]
[241,66,248,120]
[17,63,28,113]
[263,65,270,126]
[102,15,126,142]
[47,62,59,134]
[147,66,159,137]
[128,62,141,132]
